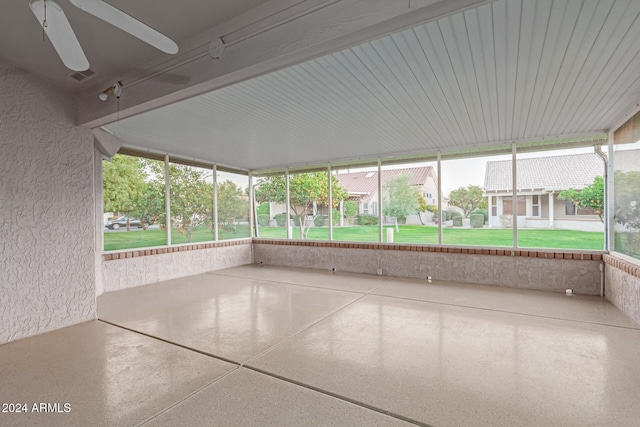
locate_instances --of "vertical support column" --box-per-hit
[285,168,291,240]
[607,131,615,252]
[437,151,442,246]
[548,192,554,229]
[487,195,492,228]
[164,154,171,246]
[213,164,219,241]
[339,201,344,227]
[512,143,517,250]
[249,171,255,238]
[328,163,333,241]
[378,158,383,243]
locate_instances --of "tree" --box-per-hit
[558,176,605,222]
[145,162,213,243]
[448,185,486,217]
[255,173,348,239]
[217,180,248,234]
[614,171,640,230]
[382,175,420,222]
[134,180,165,229]
[103,154,146,230]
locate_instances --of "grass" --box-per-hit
[104,224,606,251]
[257,225,605,250]
[103,226,250,252]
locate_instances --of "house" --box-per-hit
[484,153,604,232]
[334,166,438,224]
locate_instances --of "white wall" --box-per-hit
[0,60,95,344]
[605,256,640,325]
[101,243,252,294]
[254,243,602,295]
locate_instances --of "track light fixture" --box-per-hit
[99,82,123,101]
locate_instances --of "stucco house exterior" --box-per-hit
[335,166,438,225]
[483,153,604,232]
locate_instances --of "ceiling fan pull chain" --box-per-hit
[42,0,47,41]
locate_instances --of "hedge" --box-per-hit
[358,214,379,226]
[257,214,270,227]
[274,213,290,227]
[314,215,329,226]
[470,213,484,228]
[470,209,488,223]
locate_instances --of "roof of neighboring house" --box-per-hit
[484,153,603,193]
[335,166,435,199]
[615,149,640,173]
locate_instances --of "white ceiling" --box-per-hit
[103,0,640,171]
[0,0,265,91]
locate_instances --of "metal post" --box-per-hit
[249,171,255,238]
[437,151,442,246]
[607,131,615,252]
[328,163,333,241]
[285,168,291,239]
[378,158,383,243]
[164,154,171,246]
[213,164,218,241]
[512,143,517,250]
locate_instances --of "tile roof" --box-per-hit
[484,153,603,192]
[335,166,434,197]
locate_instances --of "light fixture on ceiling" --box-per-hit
[29,0,179,72]
[99,82,123,101]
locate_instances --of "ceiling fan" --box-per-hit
[29,0,179,72]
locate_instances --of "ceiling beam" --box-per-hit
[75,0,490,127]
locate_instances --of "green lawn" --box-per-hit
[103,226,250,251]
[257,225,604,250]
[105,224,605,251]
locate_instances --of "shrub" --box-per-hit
[358,214,379,226]
[274,213,290,227]
[470,213,484,228]
[332,209,341,224]
[397,216,406,224]
[470,209,488,223]
[344,201,359,218]
[256,203,270,216]
[314,215,329,226]
[452,216,463,227]
[441,210,462,221]
[257,214,270,227]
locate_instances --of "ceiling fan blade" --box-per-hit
[29,0,90,71]
[69,0,179,54]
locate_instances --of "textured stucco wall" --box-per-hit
[0,60,95,344]
[101,243,252,294]
[254,244,602,295]
[605,263,640,325]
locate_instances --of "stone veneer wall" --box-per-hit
[254,240,604,295]
[100,240,252,294]
[604,254,640,325]
[0,59,95,344]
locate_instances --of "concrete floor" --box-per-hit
[2,265,640,426]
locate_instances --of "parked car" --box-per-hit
[105,216,142,230]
